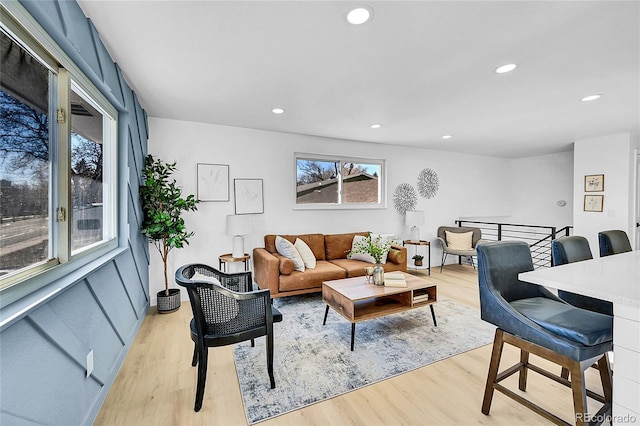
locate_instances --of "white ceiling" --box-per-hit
[77,1,640,158]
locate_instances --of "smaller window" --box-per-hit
[295,154,385,209]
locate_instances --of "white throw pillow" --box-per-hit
[276,236,305,272]
[350,235,376,264]
[191,271,222,286]
[445,230,473,250]
[294,238,316,269]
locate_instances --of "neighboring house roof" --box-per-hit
[296,172,378,203]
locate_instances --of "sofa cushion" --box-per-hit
[349,234,393,264]
[278,260,347,292]
[349,235,376,264]
[276,236,305,272]
[274,253,295,275]
[330,258,406,277]
[325,232,368,260]
[265,234,326,260]
[387,248,405,265]
[329,258,370,278]
[295,238,317,269]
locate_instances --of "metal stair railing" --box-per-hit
[455,220,573,269]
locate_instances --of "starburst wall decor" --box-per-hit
[417,168,439,199]
[393,183,417,214]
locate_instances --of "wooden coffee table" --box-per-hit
[322,272,437,351]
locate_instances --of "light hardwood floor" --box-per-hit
[95,265,605,425]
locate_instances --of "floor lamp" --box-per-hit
[226,214,251,258]
[405,210,424,242]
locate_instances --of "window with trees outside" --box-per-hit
[0,13,117,292]
[295,154,385,208]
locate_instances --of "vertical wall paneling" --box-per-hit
[0,1,150,424]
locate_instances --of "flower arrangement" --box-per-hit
[349,234,391,264]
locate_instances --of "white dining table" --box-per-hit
[519,250,639,425]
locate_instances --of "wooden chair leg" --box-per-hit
[597,353,613,404]
[518,350,529,391]
[194,345,208,412]
[569,361,588,426]
[482,329,504,415]
[267,330,275,389]
[191,342,198,367]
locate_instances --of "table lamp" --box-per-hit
[405,210,424,242]
[226,214,251,258]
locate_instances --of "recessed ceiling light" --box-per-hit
[442,135,452,139]
[272,108,285,114]
[347,7,373,25]
[580,94,602,102]
[370,124,382,129]
[495,64,517,74]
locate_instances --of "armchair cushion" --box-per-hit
[445,230,473,250]
[511,297,613,346]
[192,271,222,286]
[276,236,305,272]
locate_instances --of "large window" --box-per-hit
[0,12,117,291]
[295,154,385,208]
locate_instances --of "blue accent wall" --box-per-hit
[0,1,149,424]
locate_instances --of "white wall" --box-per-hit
[573,133,636,255]
[507,151,574,227]
[146,117,573,303]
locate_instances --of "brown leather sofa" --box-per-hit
[253,232,407,298]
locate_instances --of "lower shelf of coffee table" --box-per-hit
[325,285,437,323]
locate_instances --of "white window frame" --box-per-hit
[293,152,386,210]
[0,4,118,302]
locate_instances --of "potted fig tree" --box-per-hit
[140,154,199,313]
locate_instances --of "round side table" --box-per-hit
[218,253,251,272]
[403,240,431,275]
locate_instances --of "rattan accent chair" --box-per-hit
[477,241,613,425]
[175,264,283,412]
[598,229,632,257]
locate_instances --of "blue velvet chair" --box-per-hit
[598,229,632,257]
[477,241,613,425]
[551,236,613,316]
[175,264,282,412]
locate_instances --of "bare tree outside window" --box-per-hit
[0,31,51,274]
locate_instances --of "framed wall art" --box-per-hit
[197,163,229,202]
[584,174,604,192]
[234,178,264,214]
[584,195,604,212]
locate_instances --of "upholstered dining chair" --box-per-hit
[175,264,283,412]
[551,236,613,316]
[436,226,485,272]
[477,241,613,425]
[598,229,632,257]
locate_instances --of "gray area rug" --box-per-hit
[234,293,495,424]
